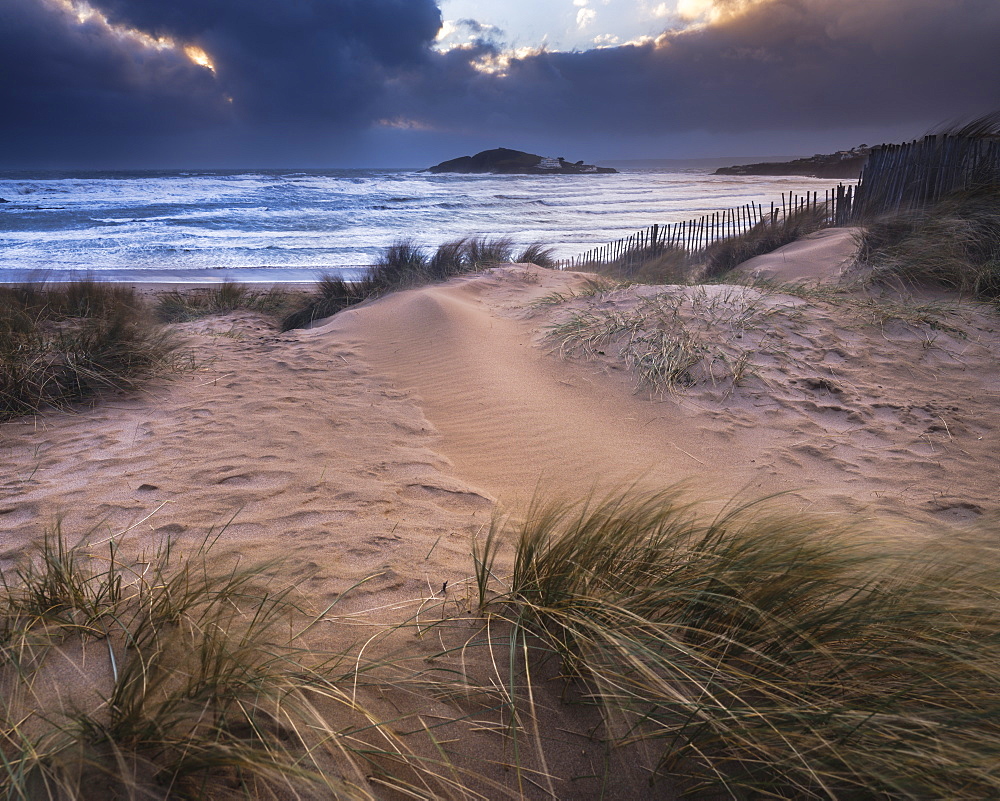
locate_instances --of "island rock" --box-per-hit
[427,148,616,175]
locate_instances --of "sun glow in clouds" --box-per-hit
[183,45,216,73]
[43,0,217,72]
[676,0,770,24]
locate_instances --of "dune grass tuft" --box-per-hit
[0,527,475,801]
[473,488,1000,798]
[513,242,557,269]
[1,281,180,421]
[858,184,1000,298]
[155,281,303,323]
[546,286,772,393]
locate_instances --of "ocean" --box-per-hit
[0,167,845,283]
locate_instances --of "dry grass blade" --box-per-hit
[1,281,181,421]
[0,527,484,800]
[475,487,1000,798]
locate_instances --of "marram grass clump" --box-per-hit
[0,281,179,421]
[473,488,1000,799]
[858,183,1000,297]
[154,281,305,323]
[0,528,473,800]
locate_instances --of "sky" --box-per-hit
[1,0,999,168]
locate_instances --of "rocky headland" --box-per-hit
[427,147,617,174]
[714,146,870,179]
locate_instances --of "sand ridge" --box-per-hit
[319,265,1000,530]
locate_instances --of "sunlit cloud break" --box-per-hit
[43,0,217,72]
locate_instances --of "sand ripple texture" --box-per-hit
[322,263,999,533]
[0,311,492,620]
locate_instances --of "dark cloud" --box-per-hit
[0,0,441,166]
[1,0,998,167]
[396,0,1000,142]
[92,0,441,120]
[0,0,225,159]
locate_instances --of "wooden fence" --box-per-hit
[558,185,854,271]
[850,132,1000,220]
[557,121,1000,271]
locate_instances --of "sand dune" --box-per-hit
[315,269,746,506]
[315,265,999,531]
[4,262,997,602]
[734,226,860,283]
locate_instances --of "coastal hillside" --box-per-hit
[715,146,870,178]
[427,146,617,174]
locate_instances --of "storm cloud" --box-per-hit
[0,0,443,165]
[1,0,998,166]
[398,0,1000,139]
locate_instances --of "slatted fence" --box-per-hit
[558,185,853,271]
[851,133,1000,220]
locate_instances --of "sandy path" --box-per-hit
[315,270,762,508]
[319,266,1000,530]
[0,312,491,620]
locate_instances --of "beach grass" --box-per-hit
[0,281,180,421]
[154,281,305,323]
[472,487,1000,798]
[581,244,691,285]
[857,184,1000,298]
[513,242,557,269]
[545,286,773,393]
[0,527,484,801]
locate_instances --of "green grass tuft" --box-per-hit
[858,184,1000,298]
[1,281,180,421]
[474,488,1000,798]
